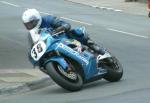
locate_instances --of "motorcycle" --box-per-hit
[28,27,123,91]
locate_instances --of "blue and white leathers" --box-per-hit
[29,28,107,82]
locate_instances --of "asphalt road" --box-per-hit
[0,0,150,103]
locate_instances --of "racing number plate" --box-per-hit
[31,41,46,61]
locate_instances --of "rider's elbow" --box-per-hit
[62,23,71,32]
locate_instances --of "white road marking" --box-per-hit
[106,8,114,11]
[92,5,98,8]
[39,12,92,26]
[99,7,107,9]
[39,11,53,15]
[0,1,92,26]
[92,6,123,12]
[0,1,20,7]
[115,9,123,12]
[108,28,149,39]
[26,8,53,15]
[60,16,93,26]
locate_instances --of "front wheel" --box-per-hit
[45,61,83,91]
[103,56,123,82]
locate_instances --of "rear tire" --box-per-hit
[45,61,83,91]
[103,56,123,82]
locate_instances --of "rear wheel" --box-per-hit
[45,59,83,91]
[103,56,123,82]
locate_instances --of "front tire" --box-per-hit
[45,61,83,91]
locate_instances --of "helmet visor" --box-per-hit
[24,19,39,30]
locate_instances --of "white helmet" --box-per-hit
[22,9,42,30]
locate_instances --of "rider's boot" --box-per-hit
[86,38,105,55]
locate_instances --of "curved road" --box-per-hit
[0,0,150,103]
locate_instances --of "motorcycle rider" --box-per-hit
[22,9,106,58]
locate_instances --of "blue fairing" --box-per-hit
[53,42,99,79]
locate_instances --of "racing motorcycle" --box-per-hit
[28,27,123,91]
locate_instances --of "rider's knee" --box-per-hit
[68,27,89,43]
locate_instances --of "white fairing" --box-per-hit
[97,52,112,63]
[31,40,46,61]
[29,29,40,43]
